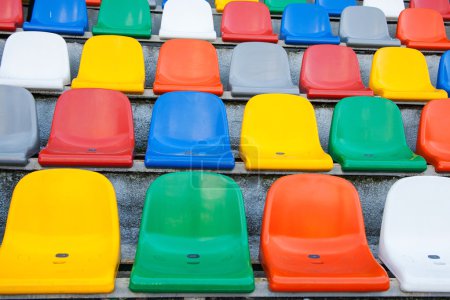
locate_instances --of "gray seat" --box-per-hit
[229,42,299,97]
[339,6,401,47]
[148,0,156,8]
[0,85,40,166]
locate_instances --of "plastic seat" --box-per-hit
[38,89,134,167]
[280,4,340,45]
[153,39,223,95]
[129,171,255,293]
[86,0,101,6]
[0,32,70,90]
[369,47,448,100]
[0,0,23,31]
[264,0,306,14]
[416,100,450,172]
[229,43,299,96]
[339,6,401,47]
[159,0,216,41]
[149,0,156,8]
[0,85,39,166]
[93,0,151,38]
[260,174,390,292]
[23,0,88,35]
[437,50,450,93]
[72,35,145,93]
[300,45,373,99]
[397,8,450,50]
[379,176,450,292]
[363,0,405,19]
[0,169,120,294]
[221,2,278,43]
[240,94,333,171]
[410,0,450,20]
[215,0,258,12]
[145,92,234,169]
[329,96,427,172]
[315,0,357,16]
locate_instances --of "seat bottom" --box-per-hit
[221,33,278,43]
[23,22,86,36]
[231,85,299,97]
[159,30,217,42]
[72,79,144,94]
[145,153,235,169]
[0,152,29,166]
[284,35,340,45]
[344,37,401,48]
[153,83,224,96]
[0,22,17,31]
[406,40,450,51]
[241,153,334,171]
[377,89,448,101]
[93,26,151,39]
[340,157,427,172]
[38,151,133,167]
[0,77,66,90]
[307,88,373,99]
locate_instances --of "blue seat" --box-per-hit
[280,4,340,45]
[437,50,450,93]
[315,0,357,16]
[23,0,88,35]
[145,91,235,169]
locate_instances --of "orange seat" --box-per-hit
[417,99,450,172]
[153,39,223,95]
[86,0,101,6]
[260,174,389,292]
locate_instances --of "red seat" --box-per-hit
[38,89,134,167]
[221,2,278,43]
[0,0,23,31]
[86,0,101,6]
[410,0,450,21]
[260,174,389,292]
[300,45,373,99]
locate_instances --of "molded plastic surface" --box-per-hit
[153,39,223,95]
[315,0,356,16]
[260,174,390,292]
[145,91,234,169]
[339,6,401,47]
[369,47,448,100]
[229,42,299,96]
[72,35,145,93]
[221,2,278,43]
[38,89,134,167]
[0,32,70,90]
[437,50,450,93]
[0,169,120,294]
[86,0,101,6]
[129,171,255,292]
[329,96,427,172]
[410,0,450,20]
[300,45,373,99]
[93,0,152,38]
[280,4,340,45]
[379,176,450,292]
[363,0,405,19]
[239,94,333,171]
[0,0,23,31]
[215,0,258,12]
[264,0,306,14]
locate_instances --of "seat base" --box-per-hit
[241,154,334,171]
[231,85,299,97]
[153,83,224,96]
[145,153,235,169]
[72,79,144,94]
[159,30,217,42]
[23,22,86,36]
[0,278,114,294]
[377,89,448,100]
[0,22,17,32]
[93,26,151,39]
[406,40,450,51]
[344,37,401,48]
[38,151,134,167]
[284,35,340,45]
[221,33,278,43]
[0,77,65,90]
[0,152,29,166]
[339,158,427,172]
[307,88,374,99]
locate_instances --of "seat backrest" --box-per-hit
[160,0,214,34]
[363,0,405,18]
[397,8,447,43]
[340,6,391,40]
[437,50,450,92]
[96,0,150,30]
[300,45,365,91]
[0,0,23,26]
[315,0,356,12]
[410,0,450,14]
[417,100,450,147]
[222,2,273,36]
[281,4,333,38]
[29,0,87,25]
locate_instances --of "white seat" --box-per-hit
[159,0,217,41]
[0,32,70,90]
[363,0,405,19]
[379,176,450,292]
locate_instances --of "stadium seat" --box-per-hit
[264,0,307,14]
[416,100,450,172]
[329,96,427,172]
[437,51,450,93]
[397,8,450,50]
[0,169,120,294]
[0,32,70,90]
[339,6,401,47]
[315,0,357,16]
[410,0,450,20]
[38,89,134,167]
[153,39,223,95]
[129,171,255,293]
[72,35,145,93]
[93,0,152,38]
[240,94,333,171]
[23,0,88,35]
[0,0,23,31]
[260,174,390,292]
[0,85,39,166]
[215,0,258,12]
[145,92,234,169]
[221,2,278,43]
[86,0,101,6]
[369,47,448,100]
[363,0,405,19]
[159,0,216,41]
[149,0,156,8]
[379,176,450,292]
[280,4,340,45]
[229,43,299,96]
[300,45,373,99]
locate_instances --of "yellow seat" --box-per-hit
[215,0,258,12]
[239,94,333,171]
[0,169,120,294]
[72,35,145,93]
[369,47,448,100]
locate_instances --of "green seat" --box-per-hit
[329,96,427,172]
[93,0,151,38]
[129,171,255,293]
[264,0,307,13]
